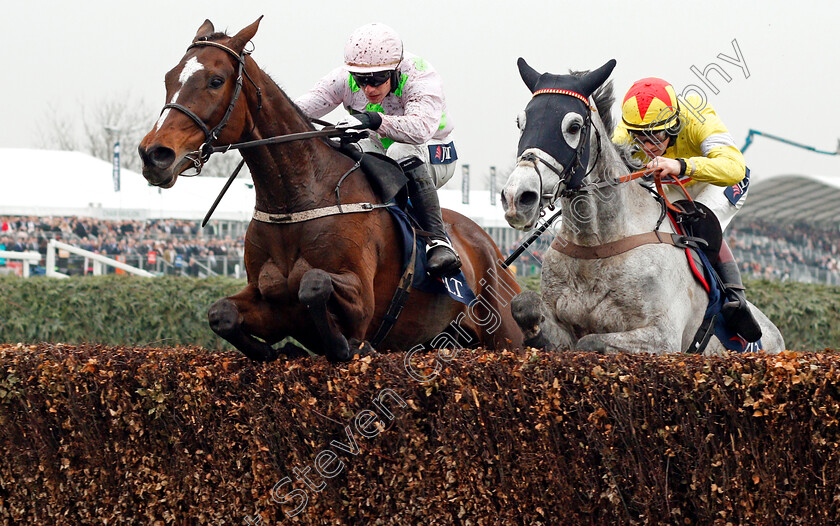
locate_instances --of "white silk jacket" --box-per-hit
[294,51,454,148]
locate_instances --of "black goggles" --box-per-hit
[352,70,392,87]
[628,129,668,142]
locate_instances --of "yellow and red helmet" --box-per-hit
[621,77,680,132]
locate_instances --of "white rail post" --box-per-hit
[46,240,57,277]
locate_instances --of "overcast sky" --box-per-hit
[4,0,839,187]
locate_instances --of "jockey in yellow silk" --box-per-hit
[613,77,762,343]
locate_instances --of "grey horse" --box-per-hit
[501,59,784,355]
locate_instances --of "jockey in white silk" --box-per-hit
[295,51,454,150]
[294,22,461,278]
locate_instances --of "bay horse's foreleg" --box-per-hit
[511,291,573,350]
[576,327,678,355]
[208,285,307,362]
[298,269,371,363]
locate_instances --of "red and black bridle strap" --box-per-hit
[532,88,590,106]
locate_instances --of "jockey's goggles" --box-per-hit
[629,129,668,144]
[352,70,392,87]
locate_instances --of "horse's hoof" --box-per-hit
[511,291,544,334]
[326,336,353,364]
[523,331,550,350]
[208,298,239,336]
[258,347,281,362]
[277,341,310,360]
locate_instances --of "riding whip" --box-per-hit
[502,209,563,269]
[202,158,247,227]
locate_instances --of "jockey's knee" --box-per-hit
[353,136,387,155]
[389,142,452,189]
[397,155,437,190]
[386,142,423,163]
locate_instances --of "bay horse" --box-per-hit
[501,58,784,354]
[138,18,522,362]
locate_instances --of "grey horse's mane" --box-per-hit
[570,70,644,171]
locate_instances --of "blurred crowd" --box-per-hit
[728,219,840,280]
[1,216,245,274]
[2,215,839,282]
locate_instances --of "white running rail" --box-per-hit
[0,250,42,277]
[46,240,154,278]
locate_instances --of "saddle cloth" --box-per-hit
[387,206,476,306]
[678,220,763,353]
[335,143,475,305]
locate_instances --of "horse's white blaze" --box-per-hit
[154,92,178,131]
[154,57,205,131]
[178,56,205,85]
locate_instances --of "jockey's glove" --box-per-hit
[336,111,383,131]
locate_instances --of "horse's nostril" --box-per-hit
[151,147,176,168]
[145,146,176,170]
[519,191,538,208]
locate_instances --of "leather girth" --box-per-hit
[550,231,702,259]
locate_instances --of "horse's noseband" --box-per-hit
[159,39,262,175]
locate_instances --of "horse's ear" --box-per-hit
[195,20,214,41]
[228,16,263,53]
[579,59,617,97]
[517,58,541,93]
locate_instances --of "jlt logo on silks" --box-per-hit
[724,167,751,205]
[428,142,458,165]
[441,275,465,298]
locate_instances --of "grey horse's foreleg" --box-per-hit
[511,291,573,350]
[576,326,677,354]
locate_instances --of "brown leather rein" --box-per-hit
[603,167,696,214]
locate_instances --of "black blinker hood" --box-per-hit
[516,58,616,191]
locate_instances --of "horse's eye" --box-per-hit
[568,123,581,134]
[516,111,527,132]
[208,76,225,89]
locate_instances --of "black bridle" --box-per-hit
[159,39,262,175]
[156,38,369,225]
[157,39,356,175]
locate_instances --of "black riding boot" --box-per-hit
[403,158,462,278]
[714,241,762,342]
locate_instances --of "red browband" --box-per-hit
[532,88,590,105]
